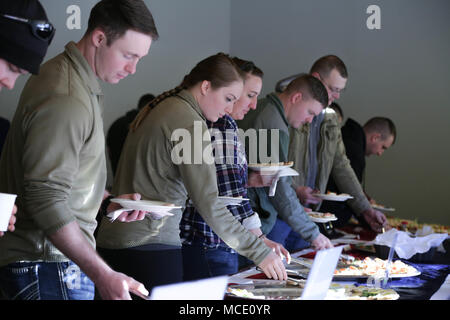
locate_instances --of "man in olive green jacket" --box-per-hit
[281,56,387,248]
[0,0,158,300]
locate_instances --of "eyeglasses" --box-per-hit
[318,74,346,95]
[1,13,55,41]
[327,84,345,95]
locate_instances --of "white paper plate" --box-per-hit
[307,212,338,223]
[332,269,421,280]
[248,163,293,174]
[314,193,354,201]
[218,196,249,206]
[110,198,181,215]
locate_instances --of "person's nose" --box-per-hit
[225,104,233,114]
[125,60,137,75]
[1,74,19,90]
[250,97,258,110]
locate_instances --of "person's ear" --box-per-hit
[91,29,107,48]
[371,132,381,142]
[200,80,211,96]
[291,92,303,104]
[311,72,321,81]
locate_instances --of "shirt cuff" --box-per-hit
[242,212,262,230]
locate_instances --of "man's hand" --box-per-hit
[96,269,149,300]
[107,193,146,222]
[261,237,291,264]
[311,233,334,251]
[0,204,17,237]
[47,220,149,300]
[295,186,321,206]
[361,208,387,233]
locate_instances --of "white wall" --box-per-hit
[0,0,232,187]
[230,0,450,225]
[0,0,232,130]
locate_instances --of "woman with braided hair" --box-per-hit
[180,57,291,281]
[96,53,287,292]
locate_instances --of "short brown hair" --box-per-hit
[284,74,329,108]
[364,117,397,144]
[310,55,348,79]
[86,0,159,46]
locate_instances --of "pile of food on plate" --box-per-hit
[308,212,336,219]
[326,283,399,300]
[325,191,351,197]
[248,161,293,167]
[227,282,400,300]
[334,257,419,277]
[387,217,449,234]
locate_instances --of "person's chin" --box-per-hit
[108,75,126,84]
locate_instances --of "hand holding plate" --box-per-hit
[107,193,147,222]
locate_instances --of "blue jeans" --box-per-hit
[182,242,238,281]
[0,261,94,300]
[267,218,310,252]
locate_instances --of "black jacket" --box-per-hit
[106,109,139,175]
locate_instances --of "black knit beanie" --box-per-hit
[0,0,54,74]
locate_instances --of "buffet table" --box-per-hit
[228,225,450,300]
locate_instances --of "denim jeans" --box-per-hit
[0,261,95,300]
[182,242,238,281]
[267,218,310,252]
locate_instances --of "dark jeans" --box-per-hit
[0,261,94,300]
[182,242,238,281]
[267,218,310,252]
[97,244,183,296]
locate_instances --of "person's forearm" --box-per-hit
[249,228,263,237]
[47,221,112,282]
[270,178,319,242]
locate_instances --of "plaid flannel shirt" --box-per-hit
[180,115,255,249]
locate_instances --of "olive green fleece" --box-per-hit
[0,42,106,266]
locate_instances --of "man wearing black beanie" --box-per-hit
[0,0,54,91]
[0,0,52,237]
[0,0,159,300]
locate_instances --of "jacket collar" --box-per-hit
[267,92,289,128]
[64,41,103,96]
[176,89,206,121]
